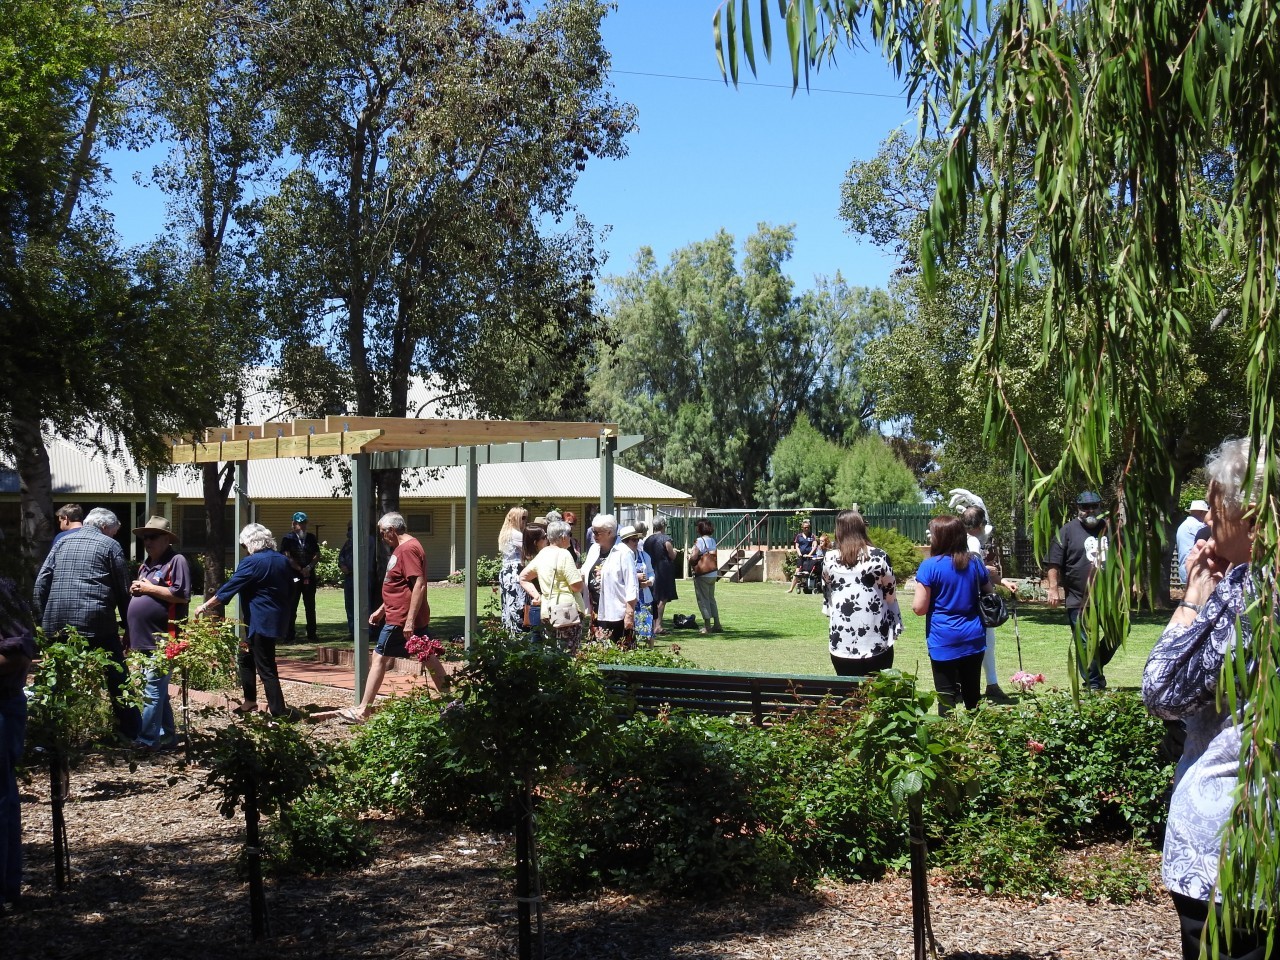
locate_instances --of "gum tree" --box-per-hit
[713,0,1279,946]
[252,0,635,511]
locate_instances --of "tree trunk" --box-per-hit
[13,416,55,576]
[201,462,234,597]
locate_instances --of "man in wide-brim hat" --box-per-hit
[127,516,191,749]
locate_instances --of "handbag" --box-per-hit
[978,591,1011,628]
[692,538,718,576]
[548,600,580,628]
[545,559,581,628]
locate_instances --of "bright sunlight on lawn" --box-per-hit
[289,581,1167,694]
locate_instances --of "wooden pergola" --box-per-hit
[160,416,642,700]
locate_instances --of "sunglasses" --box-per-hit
[142,532,165,541]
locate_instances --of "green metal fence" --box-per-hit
[662,505,935,548]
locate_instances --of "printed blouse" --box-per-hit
[823,546,903,660]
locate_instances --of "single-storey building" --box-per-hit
[0,433,694,579]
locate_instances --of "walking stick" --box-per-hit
[1010,596,1025,673]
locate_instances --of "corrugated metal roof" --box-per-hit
[0,432,693,503]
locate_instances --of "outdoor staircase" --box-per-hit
[718,547,764,583]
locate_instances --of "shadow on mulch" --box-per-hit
[9,818,511,960]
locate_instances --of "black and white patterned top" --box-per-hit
[823,547,903,660]
[1142,564,1254,901]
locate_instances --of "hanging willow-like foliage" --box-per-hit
[714,0,1280,948]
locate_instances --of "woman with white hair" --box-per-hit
[579,514,619,639]
[520,520,584,652]
[1143,438,1270,959]
[194,523,296,718]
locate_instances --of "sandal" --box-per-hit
[335,707,368,725]
[231,702,258,715]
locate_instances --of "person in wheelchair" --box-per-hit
[805,534,830,595]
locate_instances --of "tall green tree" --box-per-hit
[756,413,844,507]
[252,0,634,511]
[831,433,922,507]
[127,0,276,591]
[0,0,236,568]
[595,225,894,506]
[714,0,1280,939]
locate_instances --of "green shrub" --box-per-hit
[945,814,1062,896]
[577,645,698,669]
[783,552,799,581]
[167,616,239,691]
[196,712,326,820]
[25,627,137,758]
[449,555,502,585]
[942,690,1172,839]
[922,690,1171,898]
[271,786,376,874]
[869,525,921,579]
[313,544,344,587]
[345,691,501,823]
[537,712,801,896]
[760,708,903,879]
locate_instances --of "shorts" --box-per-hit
[375,623,408,658]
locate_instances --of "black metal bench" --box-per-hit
[595,664,868,726]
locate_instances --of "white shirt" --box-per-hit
[596,543,638,621]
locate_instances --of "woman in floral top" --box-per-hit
[1142,438,1268,960]
[822,510,903,676]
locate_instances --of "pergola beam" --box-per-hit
[322,416,616,452]
[172,429,385,463]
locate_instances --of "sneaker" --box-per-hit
[984,684,1014,704]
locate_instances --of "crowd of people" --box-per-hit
[499,509,691,651]
[4,443,1272,957]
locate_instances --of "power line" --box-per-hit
[612,68,906,100]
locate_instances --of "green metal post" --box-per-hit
[352,452,372,700]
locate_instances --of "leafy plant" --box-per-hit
[271,786,376,874]
[166,616,239,690]
[446,634,612,792]
[868,525,921,580]
[196,713,324,821]
[537,711,801,895]
[312,544,344,587]
[577,644,698,669]
[25,627,142,758]
[345,691,500,823]
[448,555,502,586]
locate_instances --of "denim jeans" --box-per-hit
[136,661,176,747]
[0,693,26,903]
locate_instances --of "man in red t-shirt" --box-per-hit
[339,512,450,723]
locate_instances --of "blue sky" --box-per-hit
[102,0,913,293]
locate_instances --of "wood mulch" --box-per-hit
[6,679,1181,959]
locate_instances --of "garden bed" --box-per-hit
[9,690,1180,959]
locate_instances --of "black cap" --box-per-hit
[1076,491,1102,506]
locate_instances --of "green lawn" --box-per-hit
[286,582,1169,694]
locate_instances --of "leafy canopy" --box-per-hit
[714,0,1280,941]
